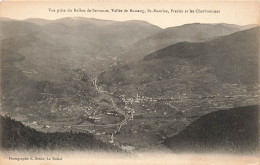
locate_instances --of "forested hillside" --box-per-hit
[0,115,119,151]
[163,105,259,153]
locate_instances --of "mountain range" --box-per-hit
[0,17,161,81]
[120,23,258,62]
[98,27,259,97]
[1,18,256,82]
[0,17,259,152]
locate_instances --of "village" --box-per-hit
[4,78,259,152]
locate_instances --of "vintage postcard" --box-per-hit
[0,0,259,164]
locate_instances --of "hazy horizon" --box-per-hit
[1,16,259,29]
[0,1,258,28]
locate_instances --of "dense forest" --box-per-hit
[0,115,119,151]
[163,105,259,153]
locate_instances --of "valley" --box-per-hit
[0,17,259,153]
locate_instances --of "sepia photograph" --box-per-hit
[0,0,259,164]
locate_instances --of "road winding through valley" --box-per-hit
[73,77,132,144]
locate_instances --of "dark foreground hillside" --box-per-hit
[0,115,119,151]
[163,105,259,153]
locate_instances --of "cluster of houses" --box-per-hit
[121,94,158,104]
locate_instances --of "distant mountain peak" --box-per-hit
[0,17,14,21]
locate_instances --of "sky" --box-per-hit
[0,1,259,28]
